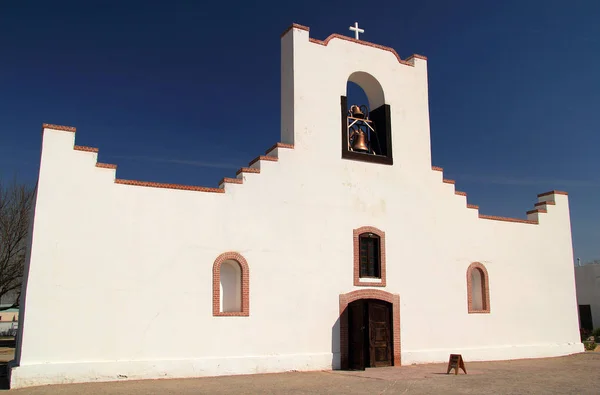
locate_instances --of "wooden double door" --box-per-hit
[348,299,393,370]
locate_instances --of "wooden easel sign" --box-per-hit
[446,354,467,375]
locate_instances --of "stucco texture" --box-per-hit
[11,25,582,388]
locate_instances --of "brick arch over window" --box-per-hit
[212,252,249,317]
[339,289,400,369]
[353,226,386,287]
[466,262,490,314]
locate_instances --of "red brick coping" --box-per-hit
[74,145,98,153]
[281,23,426,67]
[41,123,294,194]
[535,201,556,207]
[115,179,223,193]
[96,163,117,169]
[43,123,567,221]
[42,123,76,132]
[538,190,568,197]
[431,166,567,225]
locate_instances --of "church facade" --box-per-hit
[10,24,583,388]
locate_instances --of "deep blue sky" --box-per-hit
[1,1,598,263]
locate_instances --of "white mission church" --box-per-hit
[10,23,583,388]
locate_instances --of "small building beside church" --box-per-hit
[0,306,19,337]
[10,23,583,388]
[575,263,600,332]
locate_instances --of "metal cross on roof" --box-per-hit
[349,22,364,40]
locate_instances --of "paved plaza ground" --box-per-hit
[1,351,598,394]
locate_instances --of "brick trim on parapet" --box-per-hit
[96,163,117,169]
[280,23,309,37]
[115,179,224,193]
[219,177,243,186]
[224,144,294,187]
[281,23,426,67]
[235,167,260,176]
[526,208,547,215]
[74,145,99,153]
[339,289,401,369]
[212,252,250,317]
[538,190,568,197]
[466,262,490,314]
[42,123,76,132]
[478,215,537,225]
[43,123,295,194]
[265,142,294,155]
[353,226,386,287]
[535,201,555,207]
[431,165,554,225]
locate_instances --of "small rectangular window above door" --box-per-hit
[359,234,380,278]
[353,226,387,287]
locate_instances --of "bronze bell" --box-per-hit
[351,129,369,152]
[350,104,366,119]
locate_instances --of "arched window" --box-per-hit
[220,260,242,312]
[212,252,249,316]
[342,71,392,165]
[467,262,490,314]
[353,226,386,287]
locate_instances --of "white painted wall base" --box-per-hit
[9,343,584,389]
[9,352,334,389]
[402,342,584,365]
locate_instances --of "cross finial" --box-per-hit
[349,22,364,40]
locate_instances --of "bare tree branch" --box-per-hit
[0,177,35,311]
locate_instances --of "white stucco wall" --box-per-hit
[575,264,600,329]
[11,25,582,388]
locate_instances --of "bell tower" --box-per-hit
[280,23,432,173]
[342,74,393,165]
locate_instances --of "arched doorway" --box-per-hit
[339,290,400,370]
[348,299,392,369]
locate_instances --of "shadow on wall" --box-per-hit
[331,315,341,370]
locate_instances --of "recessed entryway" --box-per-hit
[339,289,400,370]
[348,299,393,369]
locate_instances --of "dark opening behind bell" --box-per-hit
[350,104,366,119]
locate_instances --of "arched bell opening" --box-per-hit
[346,81,370,115]
[341,72,393,165]
[348,71,385,110]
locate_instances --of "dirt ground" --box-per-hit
[2,351,599,394]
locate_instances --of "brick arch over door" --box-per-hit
[212,252,250,316]
[339,289,400,369]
